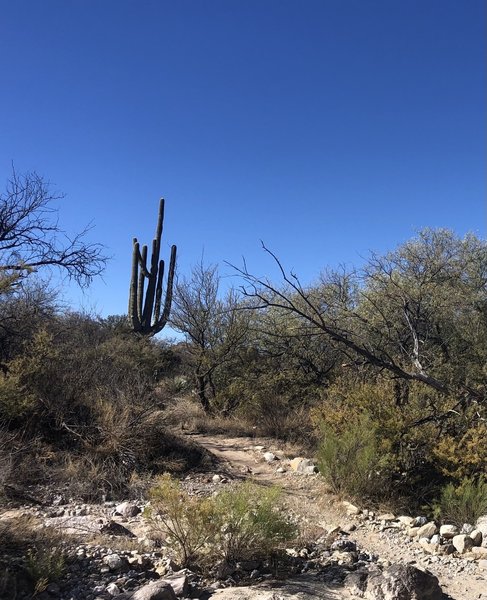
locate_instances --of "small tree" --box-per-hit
[171,262,249,412]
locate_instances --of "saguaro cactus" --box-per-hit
[128,198,177,336]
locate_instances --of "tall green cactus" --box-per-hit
[129,198,177,336]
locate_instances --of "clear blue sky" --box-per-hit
[1,0,485,317]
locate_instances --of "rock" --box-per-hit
[123,581,178,600]
[100,520,136,537]
[276,467,286,473]
[107,583,121,596]
[461,523,475,534]
[289,457,314,473]
[397,516,414,527]
[452,534,474,554]
[470,529,483,546]
[407,527,420,538]
[411,516,427,527]
[331,539,357,552]
[378,513,396,522]
[416,521,438,539]
[161,573,189,597]
[364,564,443,600]
[115,502,141,518]
[476,516,487,546]
[479,559,487,570]
[212,474,222,483]
[342,501,361,515]
[332,550,357,565]
[439,524,459,539]
[430,534,440,545]
[263,452,276,462]
[104,553,124,571]
[471,546,487,557]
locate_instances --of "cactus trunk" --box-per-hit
[128,199,176,336]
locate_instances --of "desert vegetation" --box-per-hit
[1,170,486,597]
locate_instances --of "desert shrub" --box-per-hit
[312,376,459,504]
[317,414,393,500]
[148,474,219,565]
[148,475,297,567]
[212,481,297,562]
[433,477,487,527]
[433,421,487,481]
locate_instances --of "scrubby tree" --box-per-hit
[234,230,487,426]
[0,169,107,287]
[171,262,249,412]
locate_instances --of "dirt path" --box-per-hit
[191,433,487,600]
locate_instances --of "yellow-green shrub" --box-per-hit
[147,475,297,567]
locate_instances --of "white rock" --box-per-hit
[106,583,120,596]
[439,524,459,539]
[397,516,414,527]
[263,452,276,462]
[412,516,427,527]
[452,534,474,554]
[472,546,487,558]
[342,501,361,515]
[430,534,440,544]
[212,474,222,483]
[115,501,140,518]
[407,527,420,538]
[416,522,438,539]
[103,553,123,571]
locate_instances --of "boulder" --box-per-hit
[416,522,438,539]
[263,452,276,462]
[115,502,141,518]
[397,516,414,527]
[364,564,443,600]
[160,573,189,597]
[439,524,459,539]
[119,581,178,600]
[452,534,474,554]
[103,553,124,571]
[378,513,396,522]
[476,515,487,545]
[470,529,483,546]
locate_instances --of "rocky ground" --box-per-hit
[1,432,486,600]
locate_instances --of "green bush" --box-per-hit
[317,414,392,500]
[148,475,297,567]
[433,477,487,527]
[212,481,297,562]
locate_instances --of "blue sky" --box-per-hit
[1,0,485,317]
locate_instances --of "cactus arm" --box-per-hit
[129,239,142,331]
[154,259,165,323]
[137,245,147,323]
[160,244,177,324]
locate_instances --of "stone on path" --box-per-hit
[115,501,141,518]
[364,564,443,600]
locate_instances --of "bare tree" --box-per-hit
[171,262,249,412]
[233,230,487,427]
[0,169,107,287]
